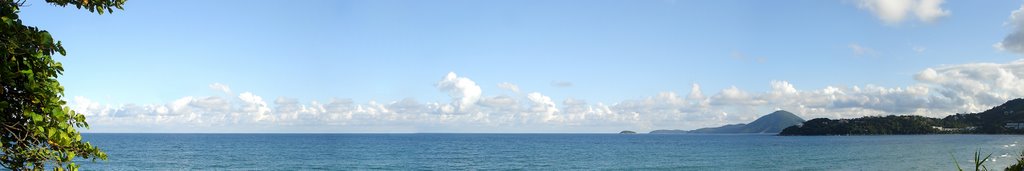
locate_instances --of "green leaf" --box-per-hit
[39,31,52,45]
[56,41,67,56]
[52,107,64,118]
[1,16,12,26]
[53,108,65,119]
[29,112,42,122]
[20,69,33,77]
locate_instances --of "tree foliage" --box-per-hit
[779,115,958,135]
[779,98,1024,136]
[1,0,124,170]
[943,99,1024,134]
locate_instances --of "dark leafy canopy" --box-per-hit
[44,0,125,15]
[1,0,124,170]
[780,98,1024,136]
[943,98,1024,134]
[778,115,960,135]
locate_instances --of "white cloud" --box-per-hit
[854,0,950,24]
[913,59,1024,112]
[478,95,518,109]
[387,98,426,115]
[731,51,747,61]
[273,97,303,122]
[190,96,229,112]
[526,92,560,122]
[849,43,875,56]
[436,72,482,113]
[687,83,705,101]
[497,82,520,93]
[71,96,111,117]
[856,0,912,24]
[996,4,1024,54]
[209,83,231,93]
[69,61,1024,132]
[913,45,927,53]
[238,92,273,122]
[913,0,950,23]
[711,86,763,106]
[770,80,798,95]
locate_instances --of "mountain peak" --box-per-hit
[770,110,793,115]
[766,110,799,118]
[744,110,806,133]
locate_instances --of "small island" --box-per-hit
[619,130,637,134]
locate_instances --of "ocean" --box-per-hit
[76,133,1024,170]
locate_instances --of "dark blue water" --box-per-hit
[76,134,1024,170]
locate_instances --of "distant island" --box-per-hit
[619,130,637,134]
[650,110,806,134]
[781,98,1024,135]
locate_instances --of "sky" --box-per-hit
[15,0,1024,133]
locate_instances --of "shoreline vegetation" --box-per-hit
[641,98,1024,136]
[781,98,1024,136]
[956,149,1024,171]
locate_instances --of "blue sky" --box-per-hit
[17,0,1024,132]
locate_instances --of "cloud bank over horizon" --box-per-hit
[69,59,1024,133]
[49,1,1024,133]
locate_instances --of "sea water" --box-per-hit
[75,134,1024,170]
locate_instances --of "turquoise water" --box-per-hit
[76,134,1024,170]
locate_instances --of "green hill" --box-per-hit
[943,98,1024,133]
[779,115,952,135]
[651,110,806,134]
[738,110,807,133]
[780,98,1024,135]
